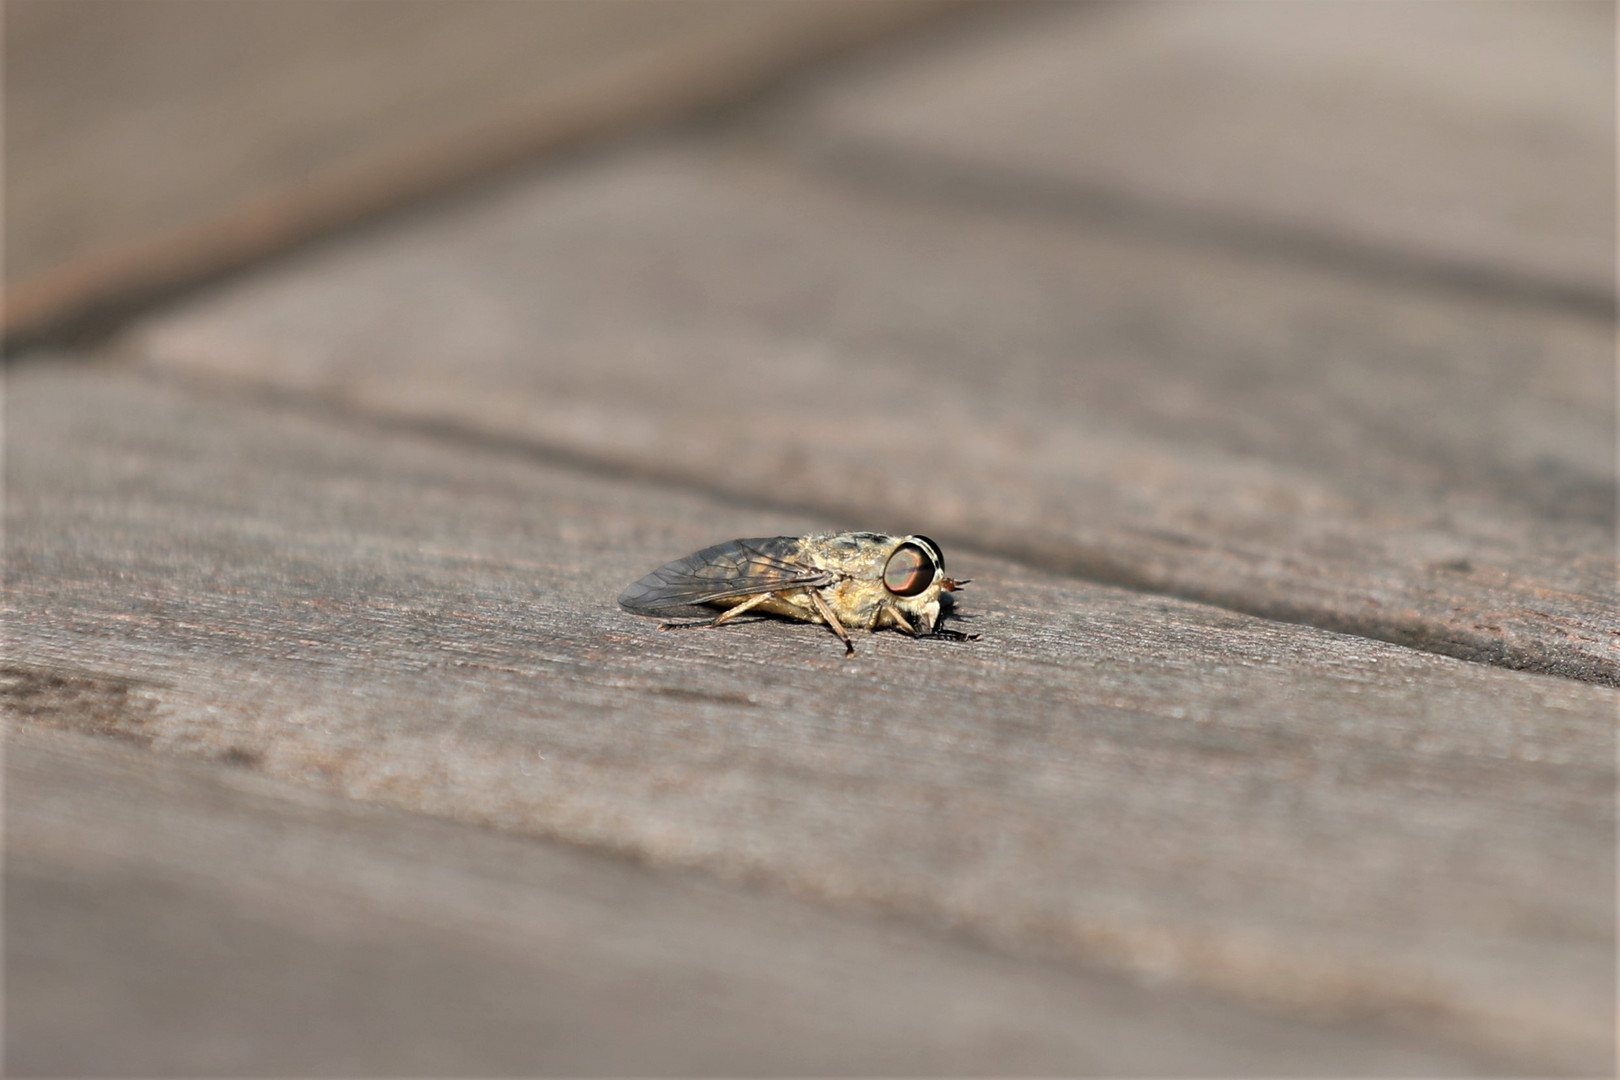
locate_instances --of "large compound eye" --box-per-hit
[883,542,938,597]
[911,535,944,572]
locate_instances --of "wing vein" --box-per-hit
[619,537,833,615]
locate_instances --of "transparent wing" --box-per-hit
[619,536,833,615]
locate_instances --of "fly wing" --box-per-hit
[619,536,834,615]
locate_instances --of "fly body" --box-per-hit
[619,532,976,657]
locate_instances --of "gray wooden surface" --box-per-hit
[12,725,1495,1076]
[8,365,1613,1074]
[7,1,1616,1075]
[5,0,957,340]
[131,137,1615,683]
[787,0,1615,302]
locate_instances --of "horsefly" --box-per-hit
[619,533,977,657]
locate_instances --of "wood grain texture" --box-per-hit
[17,727,1481,1077]
[4,0,961,340]
[7,366,1613,1073]
[787,0,1615,305]
[130,140,1616,684]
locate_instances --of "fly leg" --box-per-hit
[883,603,977,643]
[893,602,979,643]
[659,591,773,631]
[882,604,918,636]
[806,589,856,658]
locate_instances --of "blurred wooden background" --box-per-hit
[6,1,1614,1074]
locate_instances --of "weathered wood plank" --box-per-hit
[6,366,1612,1073]
[4,0,961,341]
[130,140,1616,683]
[18,727,1483,1076]
[788,0,1614,304]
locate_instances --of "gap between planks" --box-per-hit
[780,135,1617,322]
[105,359,1620,692]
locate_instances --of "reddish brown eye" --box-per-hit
[883,542,937,597]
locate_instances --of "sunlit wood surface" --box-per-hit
[7,2,1613,1074]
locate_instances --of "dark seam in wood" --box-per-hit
[113,365,1620,690]
[0,4,983,359]
[786,137,1617,323]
